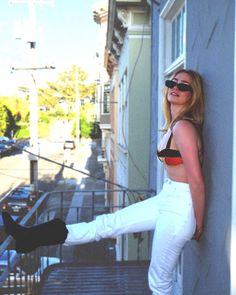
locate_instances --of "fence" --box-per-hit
[0,188,154,295]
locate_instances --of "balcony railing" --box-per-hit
[0,188,154,295]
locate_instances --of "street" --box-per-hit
[0,141,64,202]
[0,138,103,209]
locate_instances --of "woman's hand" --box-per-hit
[192,226,204,241]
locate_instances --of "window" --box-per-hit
[159,0,186,74]
[103,84,110,114]
[171,6,186,62]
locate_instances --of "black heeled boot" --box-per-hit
[2,211,68,254]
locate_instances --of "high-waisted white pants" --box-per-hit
[65,179,196,295]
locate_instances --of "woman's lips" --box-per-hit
[170,91,179,96]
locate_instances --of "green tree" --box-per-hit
[37,65,96,139]
[72,102,96,138]
[0,65,96,140]
[1,95,29,123]
[0,101,19,137]
[38,86,58,109]
[37,65,95,107]
[0,102,7,136]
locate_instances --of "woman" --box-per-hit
[2,69,205,294]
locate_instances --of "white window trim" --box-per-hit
[101,84,110,115]
[164,54,185,76]
[159,0,186,76]
[160,0,176,17]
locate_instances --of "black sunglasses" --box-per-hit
[165,80,193,92]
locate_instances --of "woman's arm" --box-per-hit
[173,120,205,241]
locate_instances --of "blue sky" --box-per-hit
[0,0,101,94]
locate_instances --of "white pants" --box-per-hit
[65,179,196,295]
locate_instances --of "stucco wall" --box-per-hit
[184,1,234,294]
[128,35,151,190]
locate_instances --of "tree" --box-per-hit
[71,102,97,138]
[0,102,19,137]
[37,86,58,109]
[0,102,7,136]
[0,65,97,139]
[37,65,96,139]
[0,96,29,123]
[37,65,95,106]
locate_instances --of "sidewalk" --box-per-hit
[62,139,115,263]
[65,139,106,224]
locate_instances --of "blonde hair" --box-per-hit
[162,69,204,132]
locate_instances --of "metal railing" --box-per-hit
[0,188,154,295]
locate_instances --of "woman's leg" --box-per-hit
[148,188,196,294]
[2,192,162,252]
[65,194,162,245]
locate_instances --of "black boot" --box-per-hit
[2,211,68,254]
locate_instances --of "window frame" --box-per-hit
[102,83,111,114]
[160,0,186,76]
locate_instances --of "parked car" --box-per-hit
[0,143,10,158]
[4,139,17,154]
[63,140,76,150]
[13,185,39,202]
[0,136,10,143]
[1,187,37,216]
[0,136,17,157]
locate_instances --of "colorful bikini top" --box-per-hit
[157,130,183,166]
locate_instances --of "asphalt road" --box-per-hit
[0,141,66,202]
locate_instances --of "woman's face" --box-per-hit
[167,72,193,107]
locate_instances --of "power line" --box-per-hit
[14,144,155,196]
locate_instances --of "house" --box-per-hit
[94,0,152,261]
[105,0,152,261]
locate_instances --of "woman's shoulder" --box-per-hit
[172,119,199,139]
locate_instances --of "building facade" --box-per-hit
[105,0,152,260]
[95,0,235,293]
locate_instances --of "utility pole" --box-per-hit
[75,66,80,147]
[10,0,54,194]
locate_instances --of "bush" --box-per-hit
[90,121,101,139]
[80,118,92,138]
[15,127,30,139]
[39,112,50,124]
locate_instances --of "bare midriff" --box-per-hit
[164,163,189,183]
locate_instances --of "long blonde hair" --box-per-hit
[162,69,204,132]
